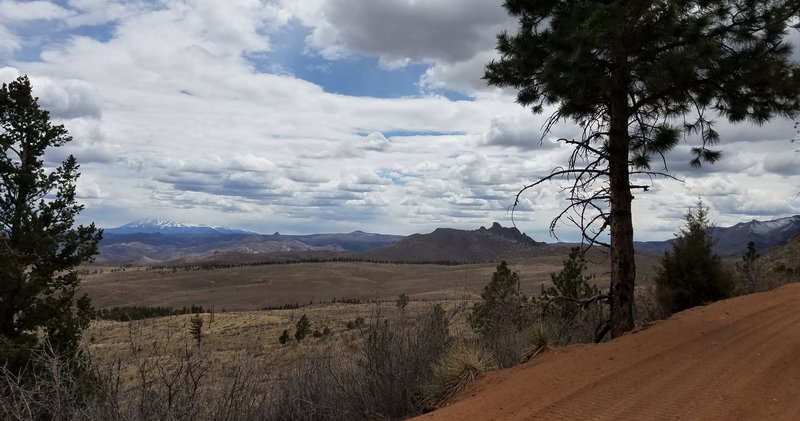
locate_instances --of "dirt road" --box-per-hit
[416,283,800,421]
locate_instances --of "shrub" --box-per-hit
[268,304,454,420]
[655,202,734,314]
[396,293,409,309]
[278,329,291,345]
[355,304,453,418]
[633,285,669,325]
[423,343,496,409]
[345,316,364,330]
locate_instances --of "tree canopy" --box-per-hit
[0,76,102,371]
[486,0,800,337]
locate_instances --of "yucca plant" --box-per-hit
[522,323,553,360]
[423,343,497,409]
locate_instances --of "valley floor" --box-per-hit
[415,283,800,421]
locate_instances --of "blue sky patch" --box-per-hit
[254,20,431,99]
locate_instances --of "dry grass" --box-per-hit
[87,300,468,386]
[80,249,661,311]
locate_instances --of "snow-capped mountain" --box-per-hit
[105,219,254,235]
[97,220,404,264]
[636,215,800,255]
[728,216,800,237]
[714,215,800,254]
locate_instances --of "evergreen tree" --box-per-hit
[486,0,800,337]
[655,202,733,314]
[0,76,102,372]
[468,261,526,334]
[542,247,601,319]
[736,241,762,294]
[189,313,204,345]
[294,314,311,342]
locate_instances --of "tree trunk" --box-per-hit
[608,92,636,338]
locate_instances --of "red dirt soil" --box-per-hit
[415,283,800,421]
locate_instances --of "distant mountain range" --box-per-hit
[363,222,542,262]
[105,219,254,235]
[98,220,404,265]
[635,215,800,255]
[96,215,800,265]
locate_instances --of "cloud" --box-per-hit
[32,76,103,119]
[480,114,561,150]
[420,49,501,96]
[0,1,73,21]
[763,153,800,176]
[295,0,510,64]
[361,131,391,152]
[0,25,20,54]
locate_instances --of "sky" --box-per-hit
[1,0,799,241]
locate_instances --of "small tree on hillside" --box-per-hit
[469,261,528,367]
[295,314,311,343]
[0,76,103,373]
[469,261,526,333]
[542,247,602,316]
[655,202,733,314]
[189,313,204,345]
[736,241,763,294]
[541,247,606,343]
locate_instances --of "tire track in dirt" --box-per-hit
[415,284,800,421]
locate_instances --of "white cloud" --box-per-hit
[0,1,73,21]
[0,25,20,54]
[32,76,102,119]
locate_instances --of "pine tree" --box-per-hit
[189,313,204,345]
[486,0,800,337]
[655,202,733,313]
[294,314,311,342]
[736,241,762,294]
[0,76,102,372]
[468,261,526,334]
[542,247,601,319]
